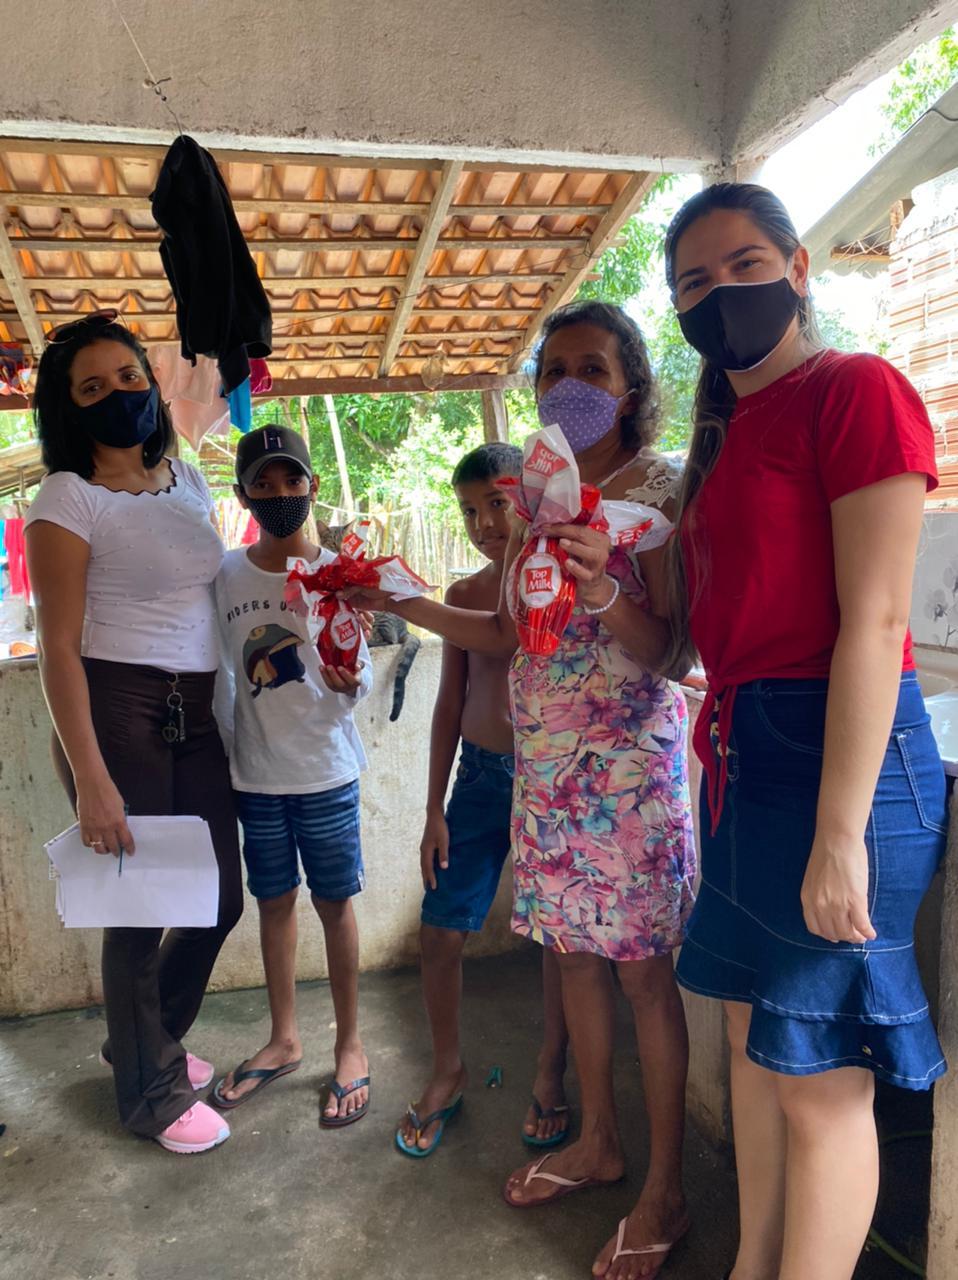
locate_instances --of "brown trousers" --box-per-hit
[53,658,243,1137]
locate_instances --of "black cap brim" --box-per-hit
[238,453,313,487]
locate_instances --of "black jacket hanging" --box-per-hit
[151,135,272,394]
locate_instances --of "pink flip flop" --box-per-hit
[502,1151,622,1208]
[606,1216,691,1278]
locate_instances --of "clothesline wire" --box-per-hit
[109,0,185,137]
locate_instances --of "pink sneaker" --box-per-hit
[99,1049,214,1091]
[155,1102,230,1154]
[183,1053,215,1090]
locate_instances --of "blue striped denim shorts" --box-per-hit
[234,781,364,902]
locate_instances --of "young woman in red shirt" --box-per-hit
[663,183,948,1280]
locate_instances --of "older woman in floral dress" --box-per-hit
[510,574,693,965]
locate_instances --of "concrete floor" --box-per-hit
[0,949,933,1280]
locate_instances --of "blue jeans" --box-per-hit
[421,741,515,932]
[676,673,948,1090]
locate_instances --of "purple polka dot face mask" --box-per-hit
[536,377,630,454]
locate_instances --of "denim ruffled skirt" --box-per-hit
[676,673,949,1090]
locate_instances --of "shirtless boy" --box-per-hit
[395,443,571,1157]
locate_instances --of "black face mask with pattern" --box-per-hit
[245,494,312,539]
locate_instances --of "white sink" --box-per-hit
[926,692,958,779]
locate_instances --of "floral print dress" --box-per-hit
[509,460,696,960]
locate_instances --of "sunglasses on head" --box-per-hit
[46,309,124,347]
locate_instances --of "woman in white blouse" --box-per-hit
[25,312,243,1155]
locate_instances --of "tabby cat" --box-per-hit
[317,520,421,722]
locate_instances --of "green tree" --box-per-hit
[814,304,858,352]
[647,308,701,449]
[503,387,539,443]
[577,194,670,308]
[0,410,35,451]
[369,408,485,521]
[873,25,958,153]
[243,389,489,514]
[577,176,701,450]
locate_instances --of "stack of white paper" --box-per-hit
[45,816,220,928]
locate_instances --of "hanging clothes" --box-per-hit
[0,343,29,396]
[249,358,272,396]
[4,518,30,597]
[213,498,245,548]
[150,135,272,394]
[148,347,230,450]
[226,378,252,434]
[212,499,262,550]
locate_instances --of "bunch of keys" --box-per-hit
[162,673,186,745]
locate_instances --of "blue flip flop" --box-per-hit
[320,1075,371,1128]
[395,1093,463,1158]
[522,1095,571,1148]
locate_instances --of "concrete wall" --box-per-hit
[2,640,730,1140]
[0,0,724,171]
[724,0,958,167]
[7,0,955,177]
[913,516,958,653]
[0,641,519,1018]
[928,785,958,1280]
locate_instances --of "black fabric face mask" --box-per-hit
[75,385,160,449]
[678,276,802,372]
[245,493,312,539]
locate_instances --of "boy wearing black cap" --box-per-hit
[211,425,372,1126]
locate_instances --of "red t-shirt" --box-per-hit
[684,350,938,690]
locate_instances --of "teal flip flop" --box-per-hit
[320,1075,371,1128]
[395,1093,463,1158]
[522,1096,571,1148]
[210,1058,302,1110]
